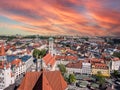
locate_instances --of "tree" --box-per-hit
[113,70,119,78]
[33,49,46,59]
[95,71,105,85]
[33,49,46,71]
[81,37,89,41]
[68,74,76,84]
[58,64,67,75]
[33,49,40,59]
[113,52,120,58]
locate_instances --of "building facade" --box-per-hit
[111,57,120,71]
[11,59,26,81]
[92,63,110,77]
[0,44,14,90]
[66,61,91,75]
[0,66,14,90]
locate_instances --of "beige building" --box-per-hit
[92,63,110,77]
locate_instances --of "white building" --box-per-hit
[21,55,34,71]
[0,44,14,90]
[0,65,15,90]
[82,62,91,74]
[11,59,26,81]
[0,43,35,89]
[66,60,91,75]
[55,55,78,66]
[42,53,56,71]
[111,57,120,71]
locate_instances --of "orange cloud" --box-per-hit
[0,0,120,36]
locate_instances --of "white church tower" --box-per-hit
[49,37,54,56]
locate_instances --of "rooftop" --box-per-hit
[43,53,56,67]
[92,63,108,69]
[20,55,31,62]
[0,44,5,56]
[66,61,82,68]
[11,59,22,66]
[18,71,67,90]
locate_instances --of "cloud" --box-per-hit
[0,0,120,36]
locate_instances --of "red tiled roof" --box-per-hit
[11,59,22,66]
[66,56,78,61]
[90,58,104,64]
[55,55,78,61]
[43,53,56,67]
[18,71,67,90]
[66,61,82,68]
[55,55,65,60]
[0,44,5,56]
[18,72,41,90]
[66,49,77,54]
[92,63,108,69]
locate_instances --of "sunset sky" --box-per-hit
[0,0,120,36]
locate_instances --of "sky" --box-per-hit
[0,0,120,36]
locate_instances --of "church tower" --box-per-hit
[49,37,54,56]
[0,44,6,61]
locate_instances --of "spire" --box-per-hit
[49,37,54,56]
[0,44,5,56]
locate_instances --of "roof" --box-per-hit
[92,63,108,69]
[21,55,31,62]
[43,53,56,67]
[55,55,78,61]
[66,61,82,68]
[11,59,22,66]
[18,71,67,90]
[7,55,18,62]
[0,44,5,56]
[90,58,104,64]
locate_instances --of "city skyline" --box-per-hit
[0,0,120,36]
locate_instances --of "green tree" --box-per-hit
[33,49,46,59]
[113,70,119,78]
[81,37,89,41]
[33,49,46,71]
[58,64,67,75]
[95,71,105,85]
[68,74,76,84]
[113,52,120,58]
[33,49,40,59]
